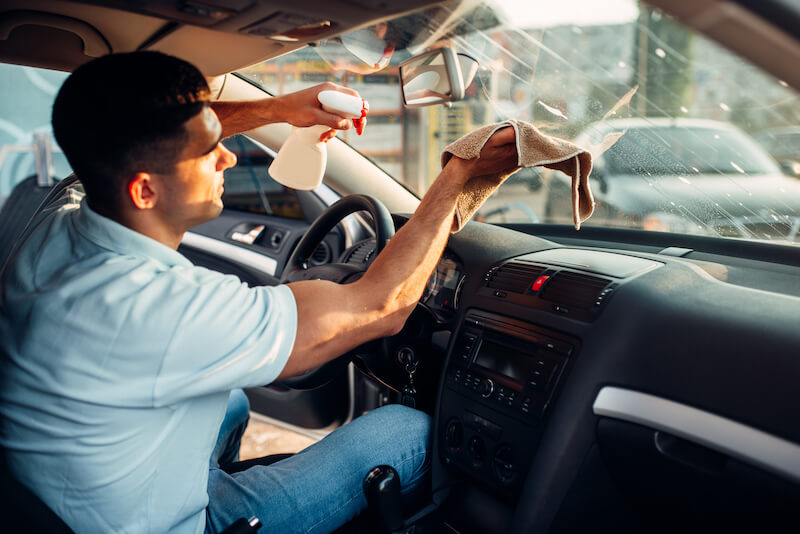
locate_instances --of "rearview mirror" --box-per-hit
[399,47,478,108]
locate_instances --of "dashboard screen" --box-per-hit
[474,339,531,384]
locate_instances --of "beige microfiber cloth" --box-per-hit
[441,119,594,232]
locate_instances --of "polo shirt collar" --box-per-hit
[75,199,192,268]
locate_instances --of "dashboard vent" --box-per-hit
[486,261,547,293]
[310,242,331,265]
[345,240,375,265]
[539,271,610,309]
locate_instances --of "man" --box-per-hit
[0,51,518,533]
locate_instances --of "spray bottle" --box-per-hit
[268,90,369,190]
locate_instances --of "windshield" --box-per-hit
[240,0,800,244]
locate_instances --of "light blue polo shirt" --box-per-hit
[0,188,297,533]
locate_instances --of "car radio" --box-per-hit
[438,310,578,495]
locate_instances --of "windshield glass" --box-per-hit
[598,124,780,176]
[240,0,800,244]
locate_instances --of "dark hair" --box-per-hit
[52,51,211,214]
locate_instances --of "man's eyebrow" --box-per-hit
[201,130,223,156]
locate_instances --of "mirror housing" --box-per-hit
[778,159,800,178]
[399,47,477,108]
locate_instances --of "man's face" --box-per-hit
[155,106,237,229]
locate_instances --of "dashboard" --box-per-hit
[402,220,800,533]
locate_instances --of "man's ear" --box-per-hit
[127,172,158,210]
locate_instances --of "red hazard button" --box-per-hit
[531,275,550,292]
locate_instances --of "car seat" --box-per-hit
[0,174,55,271]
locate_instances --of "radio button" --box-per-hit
[479,378,494,398]
[521,396,532,413]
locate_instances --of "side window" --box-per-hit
[0,64,71,205]
[221,135,306,220]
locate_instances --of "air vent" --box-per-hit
[539,271,610,309]
[310,242,331,265]
[345,240,375,265]
[486,261,547,293]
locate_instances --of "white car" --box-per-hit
[1,0,799,532]
[543,118,800,240]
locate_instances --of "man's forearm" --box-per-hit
[359,163,467,315]
[210,82,359,139]
[211,99,283,139]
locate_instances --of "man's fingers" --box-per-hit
[315,110,352,130]
[485,126,516,147]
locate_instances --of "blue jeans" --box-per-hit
[206,390,431,534]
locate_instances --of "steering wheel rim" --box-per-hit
[277,194,395,389]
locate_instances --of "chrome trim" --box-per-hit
[181,232,277,277]
[593,386,800,483]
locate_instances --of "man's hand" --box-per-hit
[275,82,362,141]
[445,126,520,186]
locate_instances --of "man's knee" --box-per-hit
[368,404,430,441]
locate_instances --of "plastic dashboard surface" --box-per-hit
[424,219,800,533]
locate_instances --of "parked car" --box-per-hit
[544,118,800,241]
[754,126,800,177]
[1,0,799,533]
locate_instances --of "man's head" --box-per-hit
[52,51,235,226]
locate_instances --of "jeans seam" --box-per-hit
[304,488,362,534]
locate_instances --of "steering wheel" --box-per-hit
[278,194,395,389]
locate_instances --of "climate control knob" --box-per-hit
[479,378,495,398]
[445,419,463,450]
[468,436,486,466]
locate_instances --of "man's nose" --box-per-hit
[218,143,237,171]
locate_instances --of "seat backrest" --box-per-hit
[0,174,80,274]
[0,175,52,268]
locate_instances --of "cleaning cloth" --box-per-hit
[441,119,594,231]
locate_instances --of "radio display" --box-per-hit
[473,338,532,384]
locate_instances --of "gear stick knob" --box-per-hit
[363,465,404,532]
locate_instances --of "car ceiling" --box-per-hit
[0,0,442,76]
[1,0,800,92]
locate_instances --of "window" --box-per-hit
[221,135,306,220]
[0,64,71,205]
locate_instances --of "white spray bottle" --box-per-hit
[268,90,369,190]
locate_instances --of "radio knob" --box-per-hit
[479,378,495,398]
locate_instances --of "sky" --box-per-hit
[493,0,639,29]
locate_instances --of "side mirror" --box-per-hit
[399,47,478,108]
[778,159,800,178]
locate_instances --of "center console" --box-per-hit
[438,309,579,496]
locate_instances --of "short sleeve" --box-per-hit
[151,266,297,406]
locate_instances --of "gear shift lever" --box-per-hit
[363,465,404,533]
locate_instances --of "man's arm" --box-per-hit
[278,127,519,379]
[211,82,360,139]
